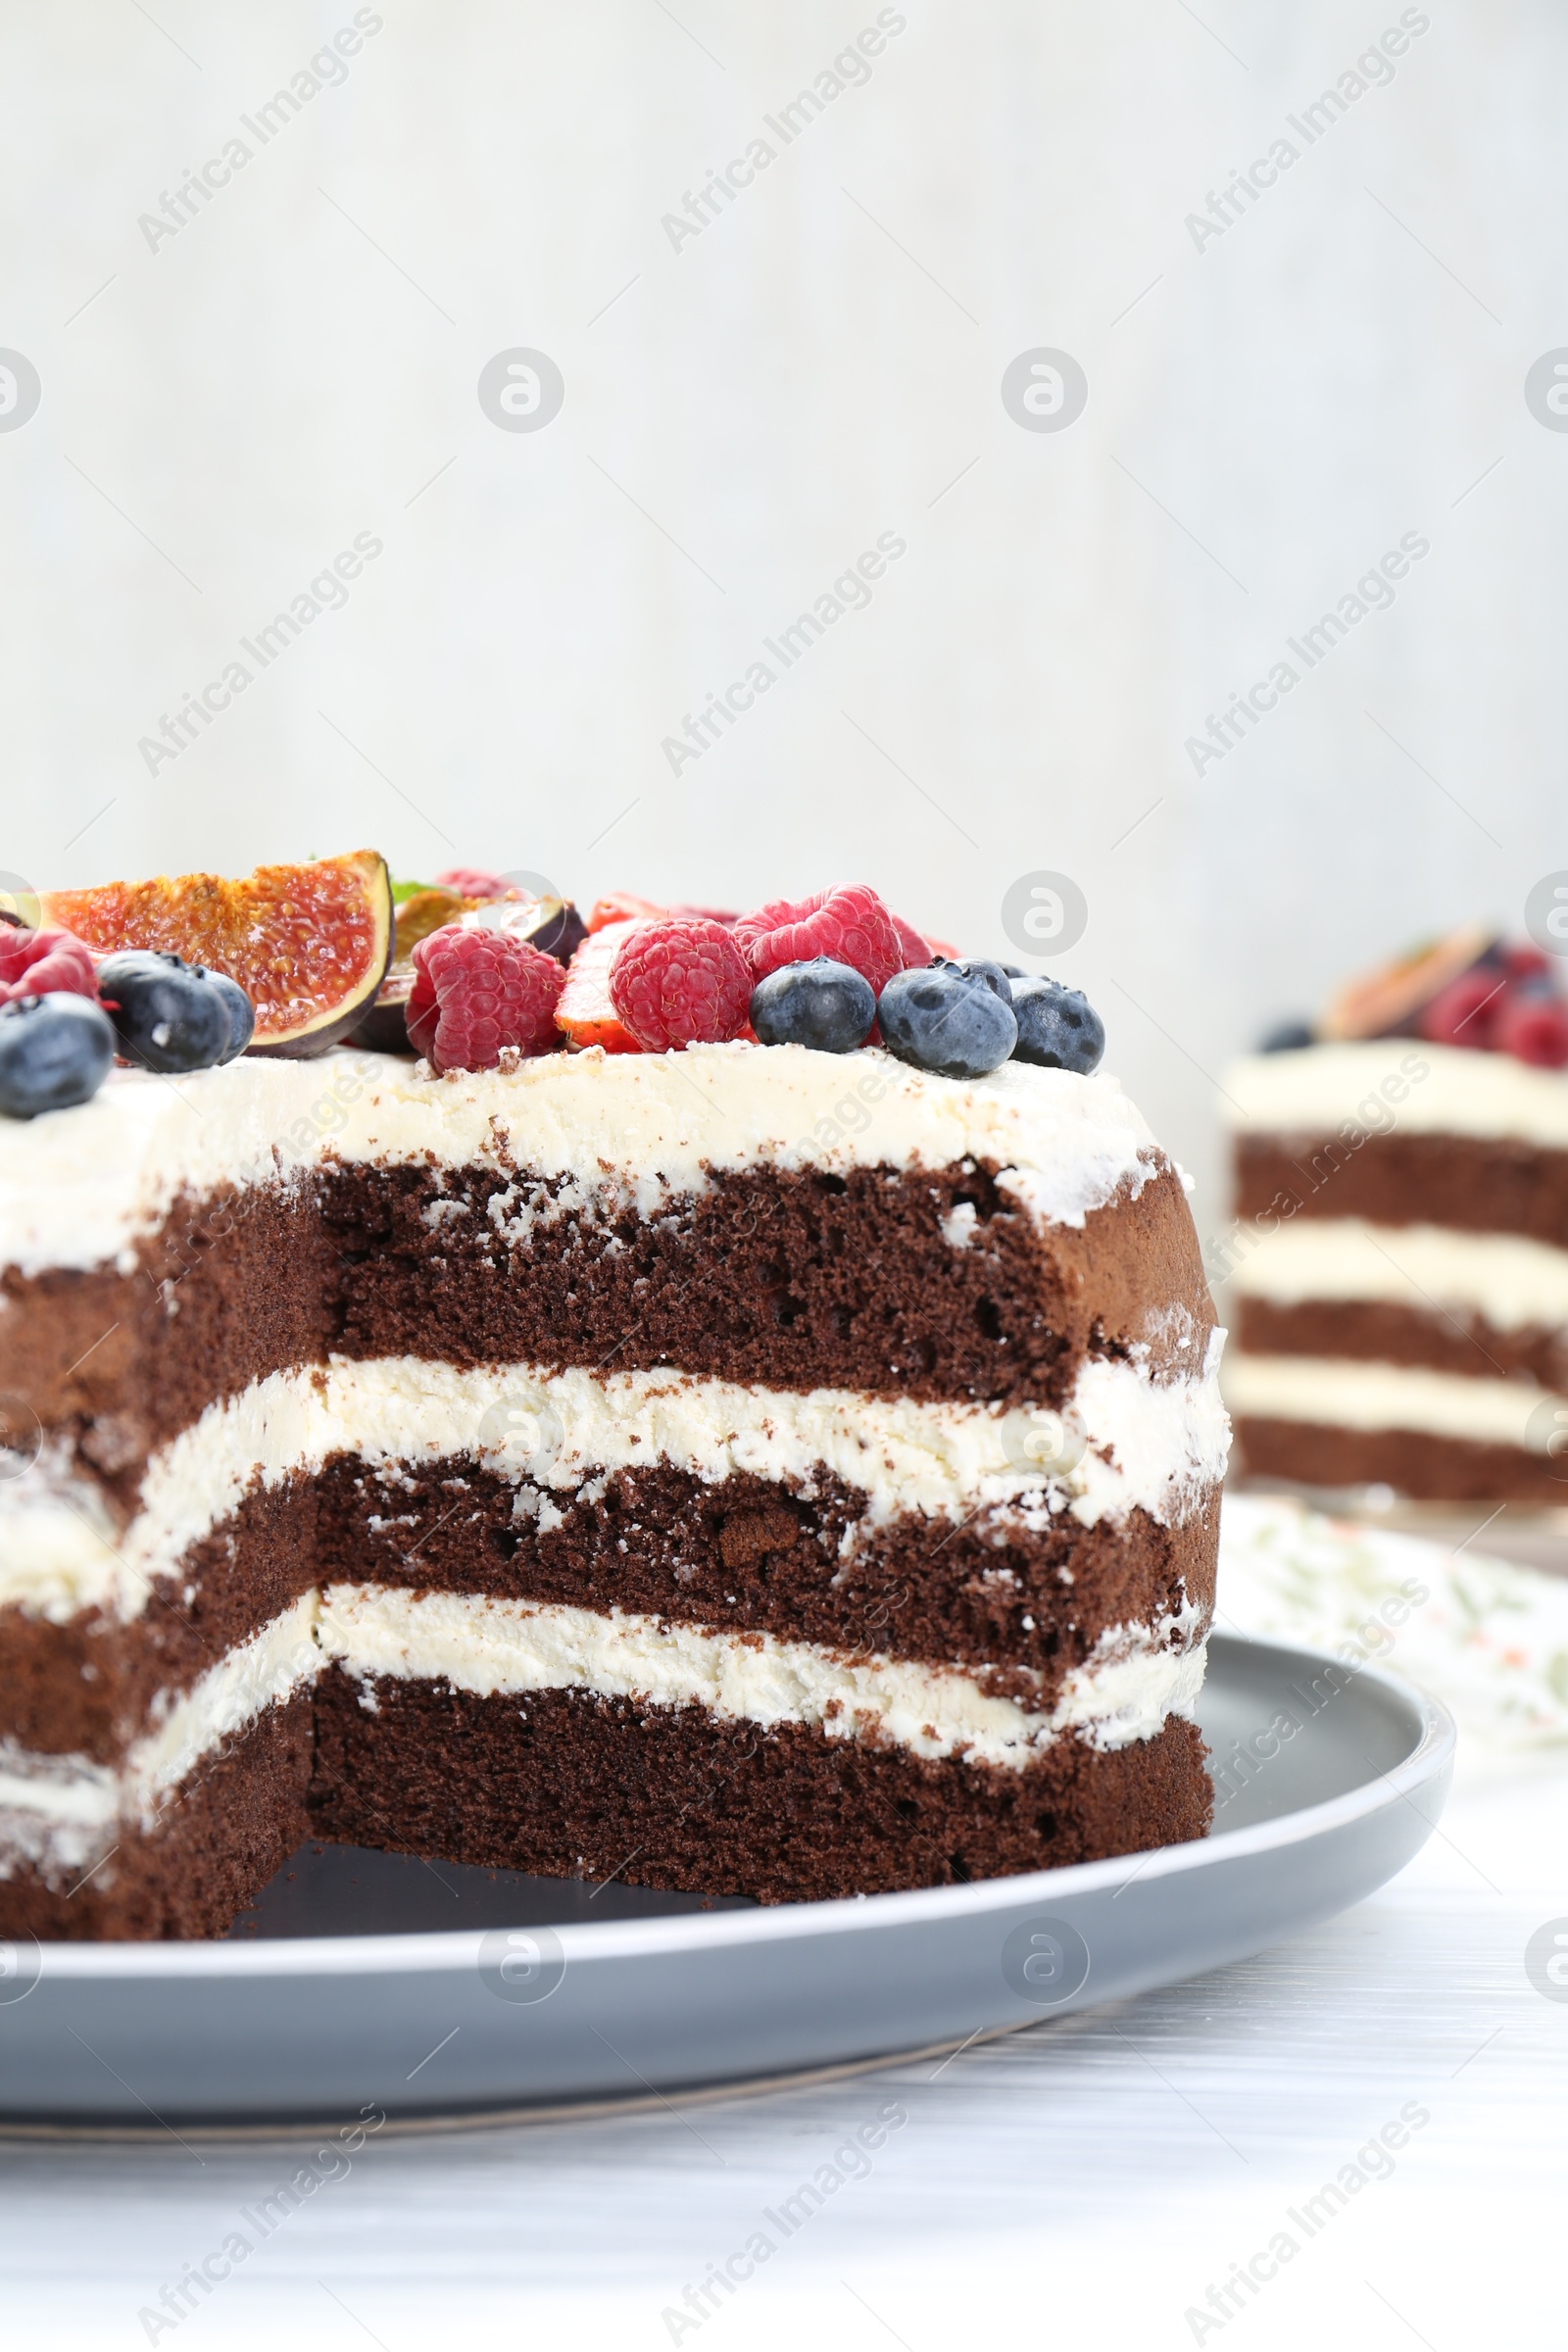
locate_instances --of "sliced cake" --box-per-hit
[1223,931,1568,1500]
[0,863,1228,1937]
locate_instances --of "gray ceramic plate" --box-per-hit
[0,1634,1453,2131]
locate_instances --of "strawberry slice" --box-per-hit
[557,920,647,1052]
[585,892,667,934]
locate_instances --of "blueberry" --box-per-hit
[1009,978,1105,1074]
[750,956,876,1053]
[945,958,1014,1006]
[95,951,232,1074]
[1259,1018,1315,1054]
[0,994,116,1118]
[206,971,256,1061]
[877,964,1018,1079]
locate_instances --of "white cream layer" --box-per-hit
[315,1584,1208,1766]
[0,1597,318,1880]
[1224,1041,1568,1148]
[0,1585,1210,1876]
[1229,1218,1568,1332]
[0,1043,1163,1277]
[0,1348,1230,1625]
[1224,1351,1564,1449]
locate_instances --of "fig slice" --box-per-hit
[1319,923,1497,1042]
[40,850,394,1058]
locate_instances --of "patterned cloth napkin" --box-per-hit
[1217,1492,1568,1755]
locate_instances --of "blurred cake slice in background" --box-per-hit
[1220,929,1568,1503]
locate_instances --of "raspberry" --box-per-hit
[609,918,752,1052]
[1494,989,1568,1067]
[407,923,564,1073]
[733,885,904,994]
[1418,968,1504,1050]
[668,902,739,925]
[433,866,511,900]
[889,911,932,969]
[0,927,97,1008]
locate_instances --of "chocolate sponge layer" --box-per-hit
[1235,1132,1568,1250]
[1236,1297,1568,1391]
[309,1672,1213,1906]
[0,1464,1216,1759]
[4,1155,1210,1492]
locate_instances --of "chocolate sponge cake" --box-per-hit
[1223,961,1568,1501]
[1220,928,1568,1501]
[0,1041,1227,1937]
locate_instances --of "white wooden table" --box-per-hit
[4,1748,1563,2352]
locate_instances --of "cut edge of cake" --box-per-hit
[0,1041,1228,1936]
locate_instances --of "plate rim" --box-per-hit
[24,1632,1456,1981]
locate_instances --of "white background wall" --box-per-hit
[4,0,1565,1233]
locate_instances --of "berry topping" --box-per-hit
[0,994,116,1118]
[432,866,510,899]
[586,891,668,933]
[1417,968,1504,1051]
[1009,977,1105,1074]
[95,952,234,1074]
[734,885,905,996]
[947,957,1015,1005]
[407,924,565,1074]
[0,928,98,1007]
[1494,989,1568,1068]
[668,903,739,926]
[609,918,753,1053]
[877,961,1018,1078]
[459,896,587,968]
[889,912,933,969]
[207,971,256,1062]
[556,921,646,1053]
[749,957,877,1054]
[1259,1018,1315,1054]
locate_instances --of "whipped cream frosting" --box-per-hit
[1229,1217,1568,1331]
[1223,1350,1563,1447]
[0,1043,1164,1277]
[0,1585,1210,1879]
[1223,1040,1568,1148]
[0,1347,1230,1624]
[0,1598,318,1880]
